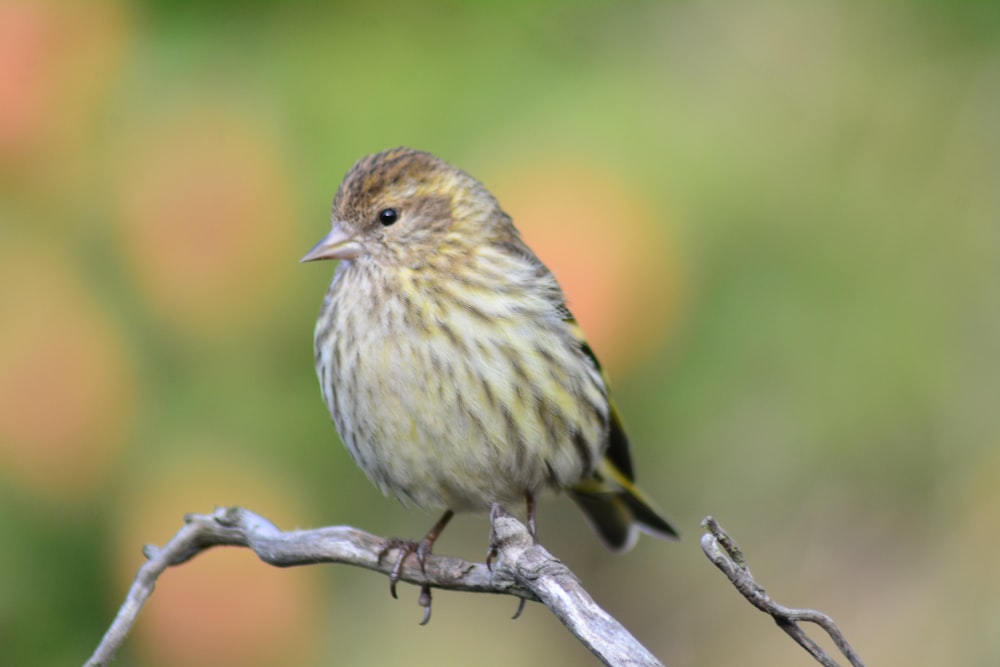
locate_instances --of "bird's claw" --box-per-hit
[418,585,433,625]
[379,537,438,622]
[378,538,427,599]
[376,510,454,622]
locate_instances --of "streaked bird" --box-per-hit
[303,147,677,621]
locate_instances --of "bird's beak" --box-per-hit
[300,221,362,262]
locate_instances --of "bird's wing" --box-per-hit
[559,309,635,482]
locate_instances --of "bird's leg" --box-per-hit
[510,493,537,620]
[486,494,538,569]
[486,503,503,570]
[485,495,537,619]
[378,509,454,622]
[525,492,537,542]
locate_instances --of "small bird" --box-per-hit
[303,147,677,621]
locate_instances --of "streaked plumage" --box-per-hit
[304,147,677,558]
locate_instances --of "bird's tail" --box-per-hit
[569,459,679,552]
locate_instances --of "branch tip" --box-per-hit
[699,516,867,667]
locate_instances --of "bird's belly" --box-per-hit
[338,357,558,512]
[324,313,608,513]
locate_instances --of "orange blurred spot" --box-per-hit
[146,549,319,667]
[0,0,129,166]
[492,160,681,374]
[116,454,324,667]
[116,108,296,337]
[0,1,54,156]
[0,241,134,498]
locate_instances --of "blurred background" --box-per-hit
[2,0,999,665]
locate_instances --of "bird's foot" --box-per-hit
[485,503,505,571]
[377,510,454,624]
[377,537,434,600]
[486,498,537,620]
[376,539,436,624]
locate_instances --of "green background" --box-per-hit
[2,1,999,665]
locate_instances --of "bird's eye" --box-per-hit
[378,208,399,226]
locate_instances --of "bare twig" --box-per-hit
[700,516,866,667]
[86,506,665,667]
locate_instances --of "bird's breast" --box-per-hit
[316,263,610,512]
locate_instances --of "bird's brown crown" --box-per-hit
[329,147,510,264]
[333,148,449,217]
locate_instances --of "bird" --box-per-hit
[302,147,677,622]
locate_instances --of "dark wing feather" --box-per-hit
[561,310,635,481]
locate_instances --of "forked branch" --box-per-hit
[85,509,867,667]
[700,516,867,667]
[84,506,665,667]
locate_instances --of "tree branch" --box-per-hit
[700,516,867,667]
[86,506,665,667]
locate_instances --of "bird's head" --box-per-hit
[301,147,505,268]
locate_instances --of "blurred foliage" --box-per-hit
[1,0,999,665]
